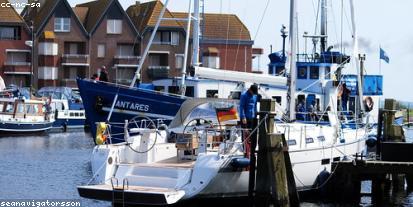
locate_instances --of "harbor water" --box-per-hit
[0,129,413,206]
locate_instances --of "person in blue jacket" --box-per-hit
[239,84,258,130]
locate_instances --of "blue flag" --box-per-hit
[380,47,389,63]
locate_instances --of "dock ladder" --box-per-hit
[110,177,129,207]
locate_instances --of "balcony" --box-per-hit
[3,62,31,75]
[61,79,78,88]
[61,54,89,66]
[114,56,140,68]
[147,66,170,79]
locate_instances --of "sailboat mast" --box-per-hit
[179,0,193,96]
[288,0,297,121]
[349,0,365,113]
[130,0,170,88]
[320,0,327,52]
[192,0,200,66]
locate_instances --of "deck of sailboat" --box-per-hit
[119,156,196,168]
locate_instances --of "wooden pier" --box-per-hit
[328,99,413,204]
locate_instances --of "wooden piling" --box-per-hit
[255,99,299,207]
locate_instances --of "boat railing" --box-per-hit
[102,118,168,144]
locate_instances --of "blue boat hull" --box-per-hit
[76,79,187,143]
[0,121,54,133]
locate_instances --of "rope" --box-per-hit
[253,0,270,41]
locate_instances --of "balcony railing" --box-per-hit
[147,66,170,79]
[61,54,89,66]
[3,62,31,74]
[114,56,140,67]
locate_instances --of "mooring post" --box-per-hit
[383,99,405,191]
[255,99,299,207]
[255,99,275,206]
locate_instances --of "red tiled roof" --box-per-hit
[126,0,183,34]
[0,0,24,23]
[172,12,251,41]
[72,6,89,25]
[76,0,112,33]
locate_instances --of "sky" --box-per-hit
[29,0,413,101]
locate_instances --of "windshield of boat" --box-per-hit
[37,87,72,100]
[183,102,238,126]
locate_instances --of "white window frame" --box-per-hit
[97,44,105,58]
[107,19,122,34]
[54,17,70,32]
[171,32,179,46]
[175,54,184,69]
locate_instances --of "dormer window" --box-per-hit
[107,19,122,34]
[54,18,70,32]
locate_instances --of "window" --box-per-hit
[154,86,165,92]
[97,44,105,58]
[0,26,20,40]
[325,67,331,79]
[305,138,314,144]
[309,67,319,79]
[38,42,58,55]
[116,68,135,84]
[6,52,28,65]
[317,136,326,142]
[287,140,297,146]
[117,44,134,57]
[171,32,179,45]
[168,86,179,94]
[206,90,219,98]
[297,67,307,79]
[54,18,70,32]
[107,19,122,34]
[175,54,184,69]
[154,31,178,45]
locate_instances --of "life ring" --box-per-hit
[96,122,108,145]
[364,97,374,112]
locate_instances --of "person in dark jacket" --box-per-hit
[239,84,258,130]
[99,66,108,82]
[340,83,350,111]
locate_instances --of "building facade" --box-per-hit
[75,0,139,85]
[0,0,32,87]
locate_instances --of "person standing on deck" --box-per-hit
[340,83,351,111]
[99,66,108,82]
[239,84,258,132]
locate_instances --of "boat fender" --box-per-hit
[312,168,331,197]
[96,122,107,145]
[366,135,377,148]
[230,157,250,169]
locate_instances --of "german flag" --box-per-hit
[216,106,239,123]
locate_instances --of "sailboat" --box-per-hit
[77,0,288,143]
[78,0,380,205]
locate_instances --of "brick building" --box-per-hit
[126,0,187,83]
[22,0,89,88]
[172,12,254,72]
[75,0,139,85]
[0,0,32,86]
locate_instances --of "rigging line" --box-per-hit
[340,0,344,54]
[232,3,249,71]
[311,0,318,20]
[253,0,270,41]
[342,2,353,36]
[313,0,321,35]
[224,0,231,71]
